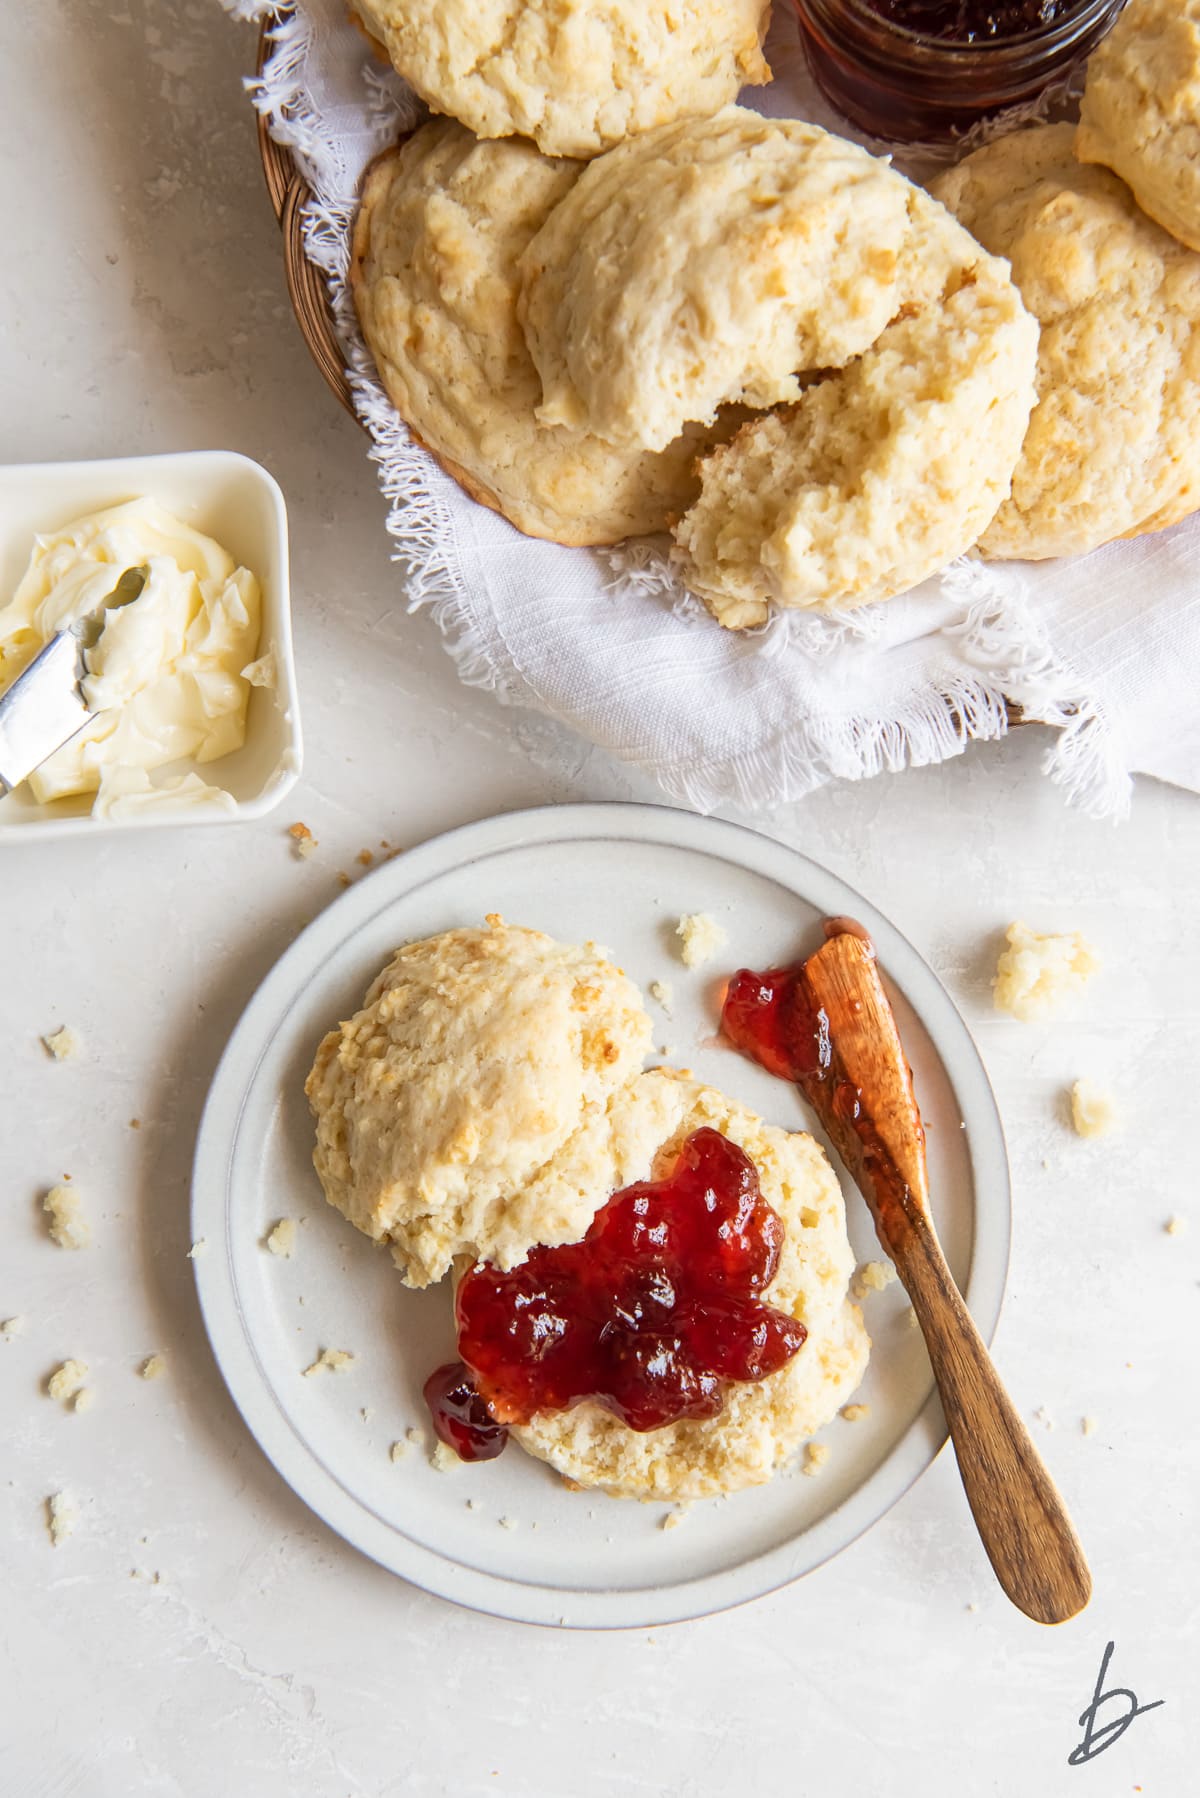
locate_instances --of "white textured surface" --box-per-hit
[0,3,1197,1793]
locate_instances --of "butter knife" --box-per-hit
[0,565,147,795]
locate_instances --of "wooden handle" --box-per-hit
[798,928,1091,1624]
[898,1215,1092,1624]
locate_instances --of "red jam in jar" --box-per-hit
[792,0,1125,141]
[425,1127,808,1458]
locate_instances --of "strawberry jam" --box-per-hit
[424,1361,510,1461]
[429,1128,807,1457]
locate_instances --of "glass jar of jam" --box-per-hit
[792,1,1126,143]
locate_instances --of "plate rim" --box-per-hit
[191,801,1011,1630]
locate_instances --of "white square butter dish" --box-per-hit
[0,450,301,839]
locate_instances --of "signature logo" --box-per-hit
[1069,1641,1163,1766]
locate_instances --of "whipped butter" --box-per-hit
[0,497,262,812]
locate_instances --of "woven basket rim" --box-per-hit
[255,8,359,422]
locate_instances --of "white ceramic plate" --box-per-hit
[0,450,301,838]
[191,803,1010,1629]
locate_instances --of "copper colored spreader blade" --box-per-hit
[796,924,931,1258]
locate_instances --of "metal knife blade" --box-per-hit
[0,566,148,796]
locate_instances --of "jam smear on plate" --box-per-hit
[426,1128,808,1460]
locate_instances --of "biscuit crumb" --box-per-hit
[264,1218,298,1258]
[47,1359,88,1404]
[41,1025,81,1061]
[129,1118,141,1130]
[186,1238,207,1260]
[906,1305,920,1329]
[802,1441,830,1477]
[359,1406,373,1423]
[390,1439,409,1462]
[1070,1079,1117,1139]
[74,1387,95,1414]
[675,913,728,969]
[1,1316,24,1342]
[660,1507,690,1531]
[140,1354,166,1381]
[498,1515,517,1531]
[302,1347,355,1377]
[852,1260,896,1298]
[648,979,673,1011]
[47,1491,76,1546]
[993,922,1099,1021]
[1033,1405,1053,1430]
[405,1425,424,1446]
[337,872,352,889]
[431,1442,459,1472]
[1165,1215,1185,1236]
[1081,1415,1097,1437]
[356,848,374,867]
[840,1403,870,1423]
[466,1497,479,1510]
[43,1184,89,1250]
[659,1044,677,1058]
[288,821,318,859]
[966,1601,979,1614]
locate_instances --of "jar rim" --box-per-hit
[796,0,1123,58]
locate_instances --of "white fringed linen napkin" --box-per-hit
[222,0,1200,818]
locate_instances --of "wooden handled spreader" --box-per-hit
[724,920,1092,1625]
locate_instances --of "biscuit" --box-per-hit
[349,1,771,160]
[673,258,1038,624]
[509,1070,870,1500]
[305,917,651,1287]
[351,121,717,546]
[932,124,1200,559]
[519,108,947,454]
[1077,0,1200,253]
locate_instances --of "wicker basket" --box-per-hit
[253,10,1027,731]
[256,13,359,424]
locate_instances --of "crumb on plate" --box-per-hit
[430,1441,459,1472]
[302,1347,355,1377]
[288,821,318,859]
[47,1358,88,1404]
[851,1259,896,1298]
[1,1316,25,1342]
[73,1387,95,1414]
[41,1025,81,1061]
[43,1184,89,1250]
[1081,1415,1097,1437]
[186,1239,207,1260]
[648,979,673,1010]
[47,1491,76,1546]
[264,1218,298,1258]
[802,1441,830,1477]
[675,912,728,969]
[140,1354,167,1381]
[840,1403,870,1423]
[1165,1215,1186,1236]
[390,1439,408,1463]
